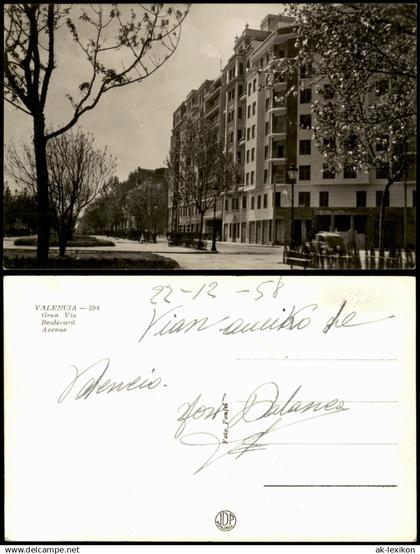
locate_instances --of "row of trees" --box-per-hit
[7,130,116,256]
[168,117,240,241]
[79,167,168,238]
[4,3,190,266]
[4,186,38,236]
[263,3,416,253]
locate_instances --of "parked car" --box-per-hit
[312,232,346,255]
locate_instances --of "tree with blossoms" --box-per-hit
[262,3,416,252]
[4,3,190,266]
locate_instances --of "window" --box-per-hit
[251,148,255,161]
[273,45,285,58]
[246,127,250,140]
[264,169,268,183]
[237,150,241,163]
[246,150,250,163]
[299,165,311,180]
[299,114,312,129]
[252,101,256,115]
[263,194,268,208]
[274,192,281,207]
[247,105,251,118]
[237,129,243,141]
[257,195,261,209]
[253,78,257,93]
[323,137,336,151]
[265,121,269,135]
[321,84,335,99]
[300,88,312,104]
[299,139,311,155]
[251,171,255,185]
[264,145,268,159]
[272,166,285,184]
[300,63,312,78]
[265,97,269,111]
[376,136,388,152]
[344,164,357,179]
[252,125,256,138]
[251,196,255,209]
[376,190,389,207]
[242,195,247,209]
[248,82,252,96]
[225,198,229,211]
[246,173,249,186]
[356,191,366,208]
[238,107,242,119]
[322,164,336,179]
[375,80,389,97]
[274,143,284,158]
[229,132,234,143]
[319,191,329,207]
[343,134,358,153]
[376,163,389,179]
[299,192,310,207]
[239,63,244,75]
[238,85,243,96]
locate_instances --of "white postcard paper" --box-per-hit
[4,276,416,542]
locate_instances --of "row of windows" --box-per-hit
[224,189,416,212]
[297,164,400,181]
[226,194,269,211]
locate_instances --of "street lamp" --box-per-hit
[287,164,298,249]
[211,185,220,252]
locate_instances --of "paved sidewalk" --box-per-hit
[3,235,290,270]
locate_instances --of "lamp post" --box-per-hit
[211,186,220,252]
[287,165,298,249]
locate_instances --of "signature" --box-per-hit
[176,382,349,474]
[57,357,163,403]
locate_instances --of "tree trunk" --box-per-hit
[58,221,71,257]
[199,212,204,242]
[33,114,50,266]
[378,179,393,256]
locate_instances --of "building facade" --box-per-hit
[168,14,416,249]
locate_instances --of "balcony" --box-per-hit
[268,156,286,163]
[205,102,219,118]
[268,103,286,114]
[272,174,286,185]
[268,127,286,138]
[205,83,221,102]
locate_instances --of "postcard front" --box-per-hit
[4,276,416,542]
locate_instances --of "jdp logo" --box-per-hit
[215,510,236,532]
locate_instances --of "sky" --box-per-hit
[4,3,285,182]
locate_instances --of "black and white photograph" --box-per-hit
[2,3,418,550]
[3,3,417,270]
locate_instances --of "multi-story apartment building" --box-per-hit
[168,14,416,249]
